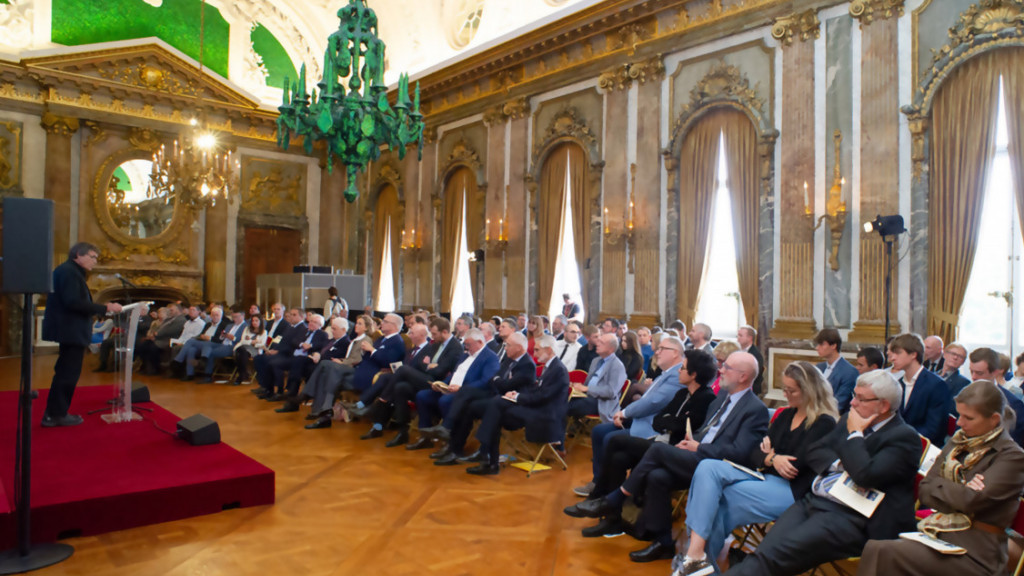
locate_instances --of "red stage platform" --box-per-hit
[0,386,274,547]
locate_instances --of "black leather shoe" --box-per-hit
[456,450,486,464]
[628,541,675,563]
[385,429,409,448]
[429,447,451,460]
[434,452,460,466]
[466,463,500,476]
[360,428,382,440]
[582,517,626,538]
[41,414,84,428]
[304,417,331,430]
[574,497,618,519]
[304,413,321,421]
[266,393,286,402]
[563,503,588,518]
[254,390,271,399]
[275,402,299,413]
[198,376,214,384]
[405,437,433,451]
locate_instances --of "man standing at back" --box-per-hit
[42,242,122,427]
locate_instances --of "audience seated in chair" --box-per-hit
[272,313,329,408]
[566,333,627,424]
[856,380,1024,576]
[938,342,971,398]
[277,317,352,423]
[137,303,186,374]
[672,361,838,576]
[814,328,859,414]
[723,369,921,576]
[232,314,267,384]
[342,313,406,395]
[889,333,954,446]
[252,308,307,400]
[553,323,583,372]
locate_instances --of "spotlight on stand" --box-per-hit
[863,214,906,343]
[468,249,485,263]
[863,214,906,237]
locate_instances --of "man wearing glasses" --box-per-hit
[41,242,123,427]
[553,322,583,371]
[349,313,406,393]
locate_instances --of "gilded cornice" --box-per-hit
[40,112,80,137]
[444,140,483,173]
[599,55,666,92]
[83,121,107,148]
[849,0,906,25]
[771,9,821,46]
[503,97,529,121]
[127,127,161,153]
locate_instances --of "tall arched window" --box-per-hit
[538,142,589,317]
[373,184,400,312]
[441,167,480,315]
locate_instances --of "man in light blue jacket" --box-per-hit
[567,333,629,423]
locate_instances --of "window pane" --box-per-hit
[451,190,476,319]
[694,132,744,338]
[548,148,583,320]
[377,217,396,312]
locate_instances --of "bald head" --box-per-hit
[721,351,758,392]
[923,335,943,362]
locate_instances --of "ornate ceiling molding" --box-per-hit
[771,9,821,46]
[40,112,80,137]
[598,54,665,92]
[127,127,161,152]
[849,0,906,26]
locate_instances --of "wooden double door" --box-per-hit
[241,226,302,306]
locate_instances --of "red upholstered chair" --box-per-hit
[948,414,958,437]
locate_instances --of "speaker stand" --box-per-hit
[0,294,74,573]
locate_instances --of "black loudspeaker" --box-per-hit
[311,265,332,274]
[130,384,150,403]
[2,198,54,294]
[176,413,220,446]
[292,265,311,273]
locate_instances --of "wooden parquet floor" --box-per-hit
[0,354,673,576]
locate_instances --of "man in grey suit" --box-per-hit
[567,333,627,423]
[571,351,769,563]
[814,328,858,413]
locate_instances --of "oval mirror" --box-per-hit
[105,158,175,238]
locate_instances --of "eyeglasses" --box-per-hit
[853,395,880,403]
[945,351,966,360]
[656,346,677,352]
[85,253,99,260]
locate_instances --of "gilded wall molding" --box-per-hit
[40,112,80,137]
[530,107,601,170]
[377,163,403,190]
[598,55,666,93]
[771,9,821,46]
[503,97,530,120]
[0,121,22,193]
[127,127,161,152]
[850,0,906,25]
[83,121,107,148]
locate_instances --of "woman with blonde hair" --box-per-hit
[857,380,1024,576]
[710,340,740,394]
[672,361,838,576]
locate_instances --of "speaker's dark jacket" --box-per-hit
[515,356,569,444]
[42,259,106,347]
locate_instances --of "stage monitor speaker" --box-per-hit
[176,413,220,446]
[131,384,150,403]
[2,198,54,294]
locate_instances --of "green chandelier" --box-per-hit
[276,0,425,203]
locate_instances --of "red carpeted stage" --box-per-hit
[0,385,274,547]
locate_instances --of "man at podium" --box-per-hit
[41,242,122,427]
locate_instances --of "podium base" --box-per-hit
[0,543,74,574]
[101,411,143,424]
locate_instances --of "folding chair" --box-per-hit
[502,388,572,477]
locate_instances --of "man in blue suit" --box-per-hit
[571,351,769,562]
[254,308,307,400]
[939,342,971,399]
[466,334,570,475]
[425,331,531,462]
[969,347,1024,446]
[814,328,859,413]
[889,333,952,446]
[347,313,406,392]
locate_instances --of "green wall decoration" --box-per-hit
[113,167,131,191]
[52,0,230,79]
[251,24,297,90]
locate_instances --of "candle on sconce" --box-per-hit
[628,201,635,231]
[486,219,491,242]
[499,218,505,242]
[803,181,810,206]
[604,207,610,235]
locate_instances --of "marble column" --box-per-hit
[506,113,528,313]
[41,113,79,262]
[319,159,345,270]
[631,65,664,328]
[204,200,228,302]
[482,107,507,318]
[849,13,901,343]
[401,144,421,308]
[772,19,818,340]
[419,130,438,309]
[600,87,628,320]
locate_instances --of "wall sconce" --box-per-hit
[604,163,638,273]
[400,227,421,253]
[804,130,848,271]
[484,185,509,252]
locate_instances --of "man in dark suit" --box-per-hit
[480,322,502,354]
[275,313,329,402]
[814,328,859,413]
[969,347,1024,445]
[352,321,453,444]
[265,302,288,340]
[347,313,406,393]
[724,369,921,576]
[137,303,186,374]
[41,242,122,427]
[889,332,952,446]
[253,308,306,400]
[426,331,533,463]
[465,334,569,475]
[940,342,971,398]
[737,324,764,396]
[922,335,945,373]
[570,351,768,562]
[281,317,353,424]
[413,329,514,453]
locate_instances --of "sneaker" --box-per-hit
[573,481,595,497]
[672,556,714,576]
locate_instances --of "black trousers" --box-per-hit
[447,388,494,454]
[47,343,85,418]
[475,397,532,465]
[592,434,654,498]
[566,396,599,418]
[387,371,436,426]
[285,356,316,396]
[620,441,700,538]
[725,495,867,576]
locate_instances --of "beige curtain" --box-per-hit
[568,144,589,309]
[372,184,400,309]
[441,168,471,313]
[928,51,1002,342]
[676,112,723,328]
[1000,49,1024,263]
[721,109,760,328]
[537,144,571,315]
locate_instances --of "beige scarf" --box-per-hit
[918,426,1003,536]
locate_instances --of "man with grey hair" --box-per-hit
[922,335,944,373]
[724,369,919,576]
[284,317,353,426]
[687,323,713,355]
[349,313,406,393]
[276,313,329,403]
[567,333,626,423]
[466,334,570,475]
[479,321,501,354]
[552,314,569,340]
